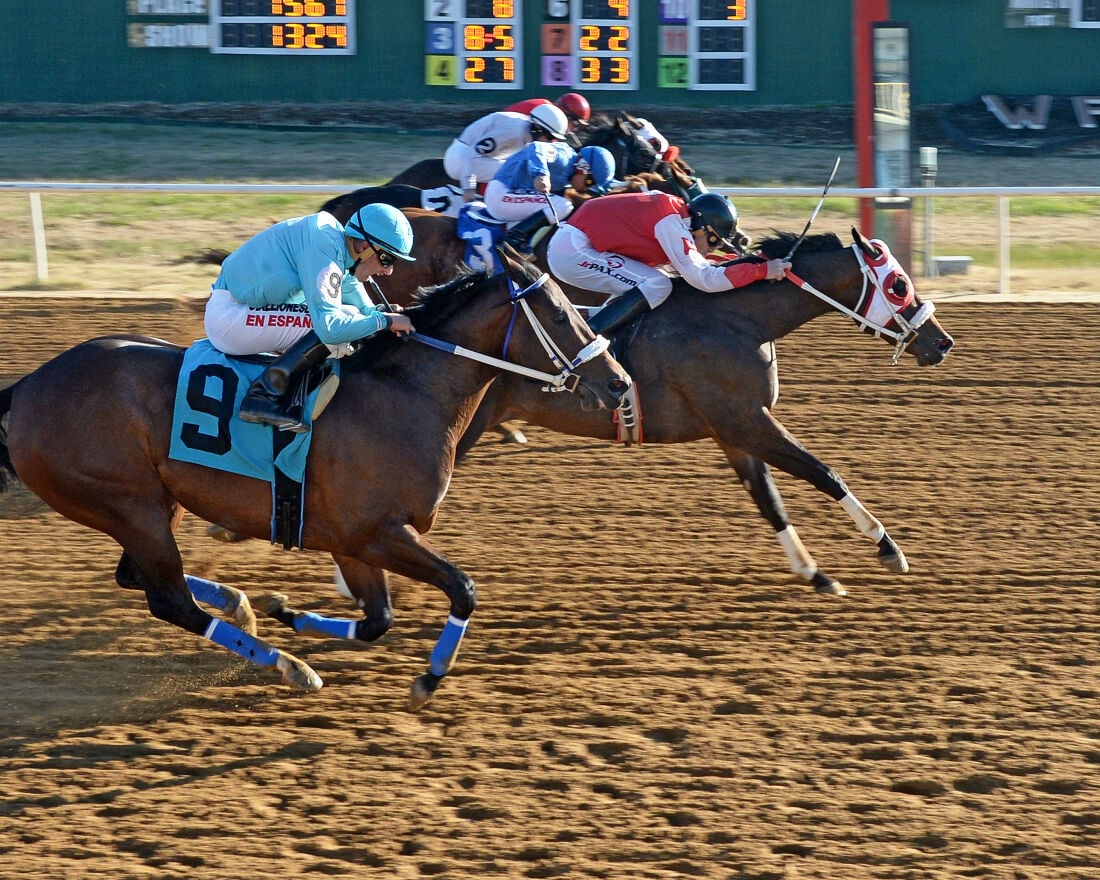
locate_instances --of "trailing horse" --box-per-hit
[0,257,629,708]
[353,215,956,597]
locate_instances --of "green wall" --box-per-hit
[1,2,1095,109]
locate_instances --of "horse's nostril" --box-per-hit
[940,337,955,353]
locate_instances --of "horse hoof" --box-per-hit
[877,545,910,574]
[276,652,323,692]
[409,672,443,711]
[222,586,258,636]
[252,591,290,618]
[811,572,848,597]
[502,429,527,445]
[206,524,250,543]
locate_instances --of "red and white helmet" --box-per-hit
[556,92,591,126]
[529,103,570,141]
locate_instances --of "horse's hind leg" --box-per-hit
[722,448,846,596]
[117,518,257,634]
[114,516,321,690]
[253,555,395,642]
[718,407,909,584]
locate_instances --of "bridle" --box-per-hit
[782,239,937,365]
[410,270,609,393]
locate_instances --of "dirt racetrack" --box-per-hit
[0,294,1097,880]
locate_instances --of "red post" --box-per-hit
[853,0,890,234]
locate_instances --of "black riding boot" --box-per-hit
[504,212,551,254]
[586,289,651,338]
[238,330,332,433]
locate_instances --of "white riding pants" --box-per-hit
[483,180,573,225]
[204,289,352,357]
[443,140,506,189]
[545,224,675,308]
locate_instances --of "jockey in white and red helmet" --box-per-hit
[443,110,534,202]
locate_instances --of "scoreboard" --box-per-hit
[425,0,756,92]
[425,0,524,89]
[123,2,755,89]
[210,1,355,55]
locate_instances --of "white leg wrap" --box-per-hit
[839,493,885,542]
[777,526,817,580]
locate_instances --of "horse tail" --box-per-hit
[0,382,21,493]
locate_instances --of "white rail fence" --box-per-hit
[2,182,1098,297]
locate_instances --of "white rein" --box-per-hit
[409,272,609,392]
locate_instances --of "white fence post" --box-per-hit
[28,192,48,282]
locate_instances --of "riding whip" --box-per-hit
[367,276,393,310]
[783,155,841,262]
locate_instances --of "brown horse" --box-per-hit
[0,256,629,708]
[386,110,699,198]
[314,214,955,602]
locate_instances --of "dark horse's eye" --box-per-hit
[554,308,568,324]
[892,277,908,297]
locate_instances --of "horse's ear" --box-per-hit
[852,227,879,257]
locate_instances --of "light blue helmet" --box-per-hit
[576,145,620,195]
[344,203,415,262]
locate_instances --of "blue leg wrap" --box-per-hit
[429,614,470,677]
[292,611,358,640]
[203,618,280,668]
[186,574,230,611]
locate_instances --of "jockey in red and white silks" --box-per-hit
[546,191,789,310]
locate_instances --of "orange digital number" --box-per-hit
[499,56,515,81]
[326,24,347,47]
[581,57,601,83]
[608,25,628,51]
[579,24,599,52]
[273,1,333,16]
[464,25,486,50]
[306,23,326,48]
[728,1,747,20]
[465,57,486,83]
[610,56,629,83]
[464,24,514,51]
[608,0,630,18]
[493,0,514,16]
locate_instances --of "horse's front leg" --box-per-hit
[365,521,477,711]
[723,407,909,584]
[720,448,847,596]
[250,521,476,708]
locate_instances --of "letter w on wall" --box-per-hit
[981,95,1052,129]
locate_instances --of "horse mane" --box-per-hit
[586,109,636,131]
[341,253,543,373]
[753,231,844,260]
[342,268,490,372]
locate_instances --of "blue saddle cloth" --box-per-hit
[169,339,335,483]
[457,202,507,275]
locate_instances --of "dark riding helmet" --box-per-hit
[556,92,590,126]
[688,193,740,250]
